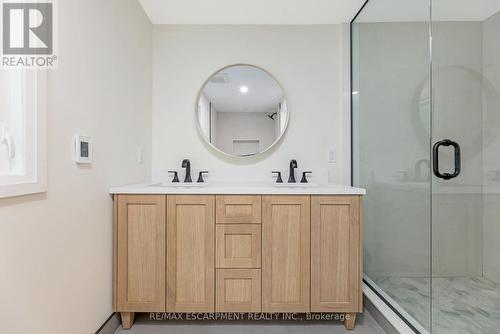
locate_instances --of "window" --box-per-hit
[0,69,46,198]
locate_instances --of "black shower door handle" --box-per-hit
[433,139,461,180]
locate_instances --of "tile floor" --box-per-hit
[373,276,500,334]
[113,310,386,334]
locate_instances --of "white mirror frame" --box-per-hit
[195,64,290,158]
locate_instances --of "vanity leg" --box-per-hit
[120,312,135,330]
[344,313,357,330]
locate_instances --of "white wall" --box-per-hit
[152,25,347,183]
[0,1,152,333]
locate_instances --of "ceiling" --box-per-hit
[139,0,500,25]
[138,0,367,24]
[202,65,284,113]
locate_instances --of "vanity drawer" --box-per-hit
[216,224,261,268]
[216,269,261,312]
[216,195,261,224]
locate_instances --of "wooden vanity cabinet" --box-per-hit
[114,193,362,330]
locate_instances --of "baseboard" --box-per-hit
[95,313,121,334]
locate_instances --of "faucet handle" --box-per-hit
[301,171,312,183]
[197,171,208,183]
[272,171,283,183]
[168,171,180,183]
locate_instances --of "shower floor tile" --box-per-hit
[373,276,500,334]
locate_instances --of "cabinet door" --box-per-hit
[262,195,310,312]
[167,195,215,312]
[216,224,261,268]
[311,196,362,312]
[116,195,166,312]
[216,269,261,312]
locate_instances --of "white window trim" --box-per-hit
[0,70,47,198]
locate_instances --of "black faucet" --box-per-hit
[182,159,192,182]
[288,159,298,183]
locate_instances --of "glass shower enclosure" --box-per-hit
[352,0,500,333]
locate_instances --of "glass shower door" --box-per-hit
[431,1,500,333]
[351,0,433,332]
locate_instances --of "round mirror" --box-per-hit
[196,64,289,157]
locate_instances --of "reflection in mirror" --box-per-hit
[196,65,288,157]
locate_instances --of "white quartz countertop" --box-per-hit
[109,182,366,195]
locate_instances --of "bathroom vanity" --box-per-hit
[110,183,365,330]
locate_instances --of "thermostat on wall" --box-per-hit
[74,135,92,164]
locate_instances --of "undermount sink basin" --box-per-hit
[149,182,207,188]
[272,182,320,188]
